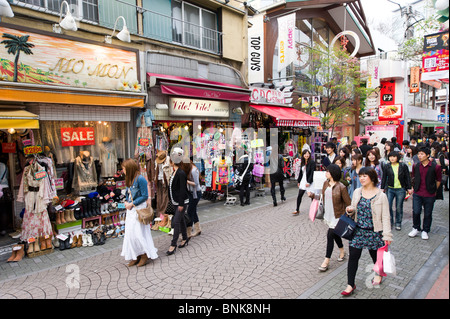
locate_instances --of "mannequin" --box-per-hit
[154,150,172,218]
[99,137,118,178]
[72,151,97,193]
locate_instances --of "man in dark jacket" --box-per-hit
[234,153,253,206]
[269,152,286,206]
[409,147,442,240]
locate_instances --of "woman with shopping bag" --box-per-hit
[341,167,392,296]
[308,164,351,272]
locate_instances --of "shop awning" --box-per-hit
[0,109,40,129]
[250,104,320,127]
[0,82,146,108]
[148,73,251,102]
[410,119,444,128]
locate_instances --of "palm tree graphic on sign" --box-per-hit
[1,33,35,82]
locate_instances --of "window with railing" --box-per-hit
[14,0,99,23]
[142,0,220,54]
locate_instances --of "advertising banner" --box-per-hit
[277,13,296,72]
[367,59,380,89]
[421,31,449,81]
[248,15,264,84]
[378,104,403,121]
[410,66,421,93]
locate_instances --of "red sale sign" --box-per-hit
[61,127,95,147]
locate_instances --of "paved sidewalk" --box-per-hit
[0,182,448,299]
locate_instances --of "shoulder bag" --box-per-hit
[128,188,154,225]
[334,213,356,240]
[234,157,251,188]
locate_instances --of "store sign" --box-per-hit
[367,59,380,89]
[0,26,139,92]
[169,97,229,118]
[277,13,296,72]
[380,81,396,105]
[61,127,95,147]
[410,66,420,93]
[378,104,403,121]
[248,15,264,84]
[1,143,16,153]
[250,87,285,104]
[421,31,449,81]
[438,114,449,124]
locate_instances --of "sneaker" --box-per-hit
[421,231,429,240]
[408,228,420,237]
[395,226,401,231]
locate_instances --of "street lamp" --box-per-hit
[53,1,78,33]
[105,16,131,44]
[0,0,14,18]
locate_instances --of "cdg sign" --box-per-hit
[250,87,285,104]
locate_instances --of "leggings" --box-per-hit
[296,189,306,212]
[326,228,343,258]
[347,245,378,287]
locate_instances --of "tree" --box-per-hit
[1,33,35,82]
[297,45,372,137]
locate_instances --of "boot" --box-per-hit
[81,199,88,218]
[95,198,101,215]
[127,255,140,267]
[187,226,192,238]
[71,235,78,248]
[73,205,81,220]
[192,222,202,237]
[12,244,25,262]
[7,246,19,262]
[27,241,34,254]
[40,236,47,250]
[60,210,67,224]
[55,210,62,225]
[87,198,94,217]
[64,210,71,223]
[33,240,40,253]
[70,209,76,222]
[273,200,277,207]
[90,198,97,216]
[46,236,53,250]
[136,254,148,267]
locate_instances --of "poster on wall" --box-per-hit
[0,26,139,91]
[421,30,449,81]
[378,104,403,121]
[277,13,296,72]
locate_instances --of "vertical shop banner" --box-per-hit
[421,31,449,81]
[379,80,396,105]
[410,66,421,93]
[248,15,264,84]
[367,59,380,89]
[277,13,296,72]
[61,127,95,147]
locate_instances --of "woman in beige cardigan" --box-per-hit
[341,167,392,296]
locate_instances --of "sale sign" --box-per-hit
[2,143,16,153]
[61,127,95,147]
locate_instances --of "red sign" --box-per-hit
[2,143,16,153]
[24,145,43,155]
[380,80,396,105]
[378,104,403,121]
[61,127,95,147]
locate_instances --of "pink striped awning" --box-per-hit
[250,104,320,127]
[148,73,251,102]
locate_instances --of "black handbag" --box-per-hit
[334,214,357,240]
[165,199,175,215]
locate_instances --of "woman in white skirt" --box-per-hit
[121,159,158,267]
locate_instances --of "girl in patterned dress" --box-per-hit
[341,167,392,296]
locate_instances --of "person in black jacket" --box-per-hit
[234,152,253,206]
[167,147,190,256]
[380,151,412,230]
[269,151,286,207]
[293,149,315,215]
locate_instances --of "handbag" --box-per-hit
[128,189,154,225]
[165,199,175,215]
[234,156,251,188]
[316,195,324,220]
[333,213,357,240]
[383,246,396,276]
[309,194,324,222]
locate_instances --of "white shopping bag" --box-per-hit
[383,250,396,276]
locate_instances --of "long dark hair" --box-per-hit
[122,158,140,187]
[301,149,311,166]
[365,149,379,166]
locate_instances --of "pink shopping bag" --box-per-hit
[309,198,319,222]
[373,244,388,277]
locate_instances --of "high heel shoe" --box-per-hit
[178,237,190,248]
[341,285,356,296]
[166,246,177,255]
[372,276,383,286]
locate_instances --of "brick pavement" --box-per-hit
[0,183,448,300]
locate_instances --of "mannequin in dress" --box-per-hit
[72,151,97,193]
[99,137,118,178]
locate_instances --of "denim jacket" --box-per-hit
[126,175,148,206]
[136,109,155,128]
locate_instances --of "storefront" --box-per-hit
[0,24,146,251]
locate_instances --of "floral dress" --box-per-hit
[350,195,384,250]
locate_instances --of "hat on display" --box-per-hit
[102,137,112,143]
[61,199,75,208]
[170,147,184,164]
[155,150,167,164]
[88,192,99,198]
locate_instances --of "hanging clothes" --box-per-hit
[72,154,98,193]
[99,141,118,177]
